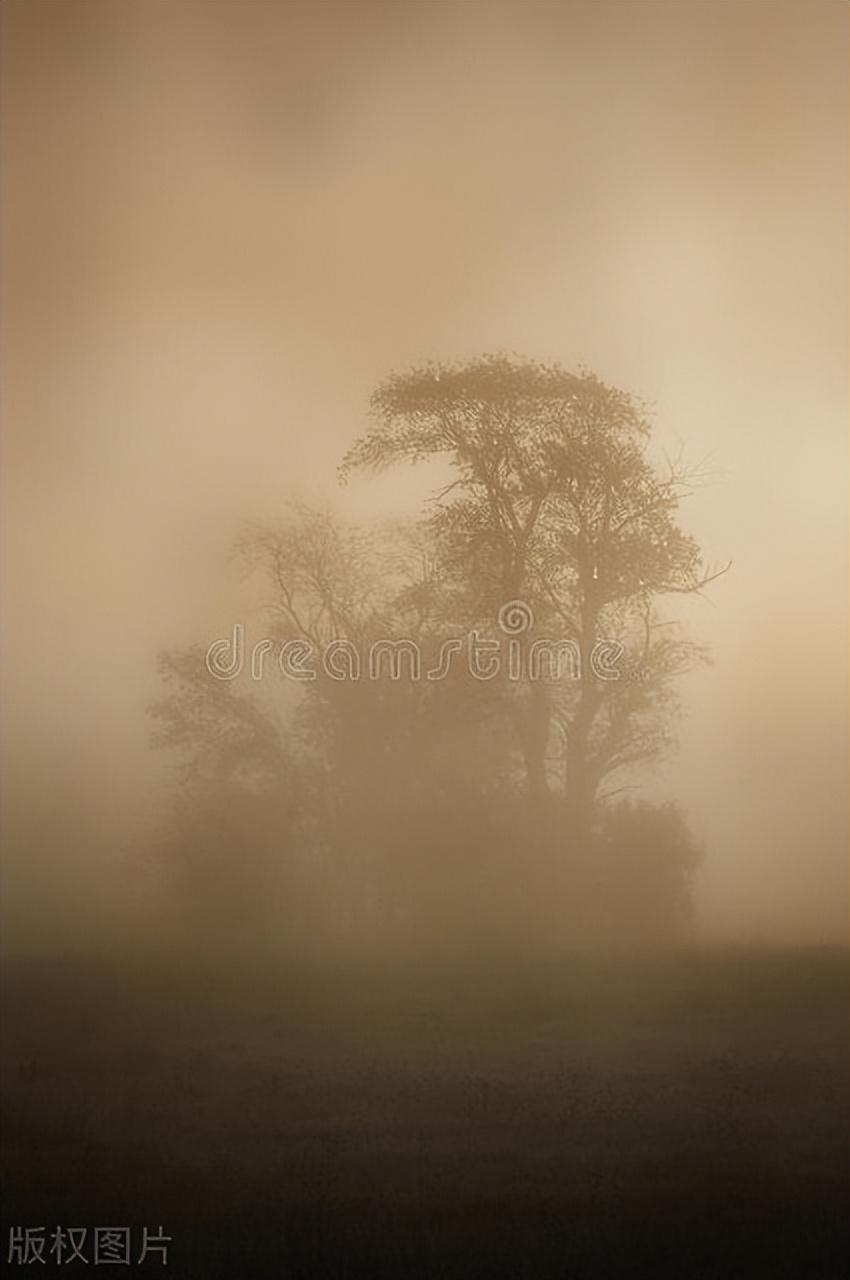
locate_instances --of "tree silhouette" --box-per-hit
[342,354,728,826]
[150,355,726,952]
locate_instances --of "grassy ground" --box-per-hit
[2,947,848,1278]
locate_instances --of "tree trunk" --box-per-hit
[565,596,600,842]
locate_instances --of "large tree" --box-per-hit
[341,354,728,826]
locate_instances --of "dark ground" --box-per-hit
[2,947,848,1278]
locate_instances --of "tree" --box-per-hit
[341,354,728,830]
[149,354,726,952]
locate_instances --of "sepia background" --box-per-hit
[2,0,846,955]
[0,3,847,1277]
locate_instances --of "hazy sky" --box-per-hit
[1,0,847,943]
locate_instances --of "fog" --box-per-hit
[1,0,847,954]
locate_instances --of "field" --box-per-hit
[2,947,848,1278]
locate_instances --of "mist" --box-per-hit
[2,0,846,959]
[1,5,847,1276]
